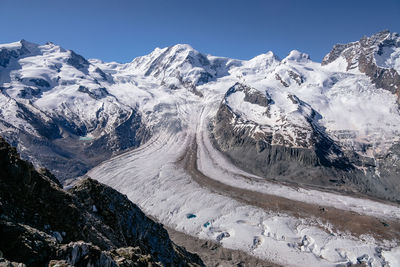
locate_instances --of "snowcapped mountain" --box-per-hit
[322,30,400,100]
[213,31,400,201]
[0,40,149,180]
[1,30,400,199]
[2,31,400,266]
[126,44,241,88]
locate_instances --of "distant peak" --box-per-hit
[248,51,280,64]
[0,39,40,56]
[253,51,278,58]
[45,41,56,46]
[19,39,38,47]
[142,44,198,60]
[322,30,400,66]
[170,43,195,51]
[265,51,276,57]
[372,29,392,38]
[283,50,310,63]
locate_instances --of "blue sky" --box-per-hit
[1,0,399,63]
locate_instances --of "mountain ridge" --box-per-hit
[1,30,400,201]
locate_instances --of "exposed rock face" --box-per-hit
[1,106,149,181]
[48,242,166,267]
[207,31,400,202]
[0,137,203,266]
[322,30,400,102]
[211,83,397,200]
[0,49,18,68]
[67,50,90,72]
[0,40,31,68]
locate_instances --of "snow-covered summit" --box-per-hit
[322,30,399,69]
[124,43,241,89]
[282,50,311,63]
[0,39,148,179]
[220,82,321,149]
[0,39,39,52]
[1,31,400,200]
[240,51,280,74]
[322,30,400,101]
[0,39,40,68]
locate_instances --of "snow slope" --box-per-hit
[2,30,400,266]
[88,79,400,266]
[0,40,148,179]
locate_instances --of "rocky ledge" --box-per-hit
[0,136,203,266]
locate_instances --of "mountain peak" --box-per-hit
[250,51,280,61]
[170,43,195,52]
[0,39,40,67]
[245,51,280,70]
[0,39,36,51]
[19,39,39,51]
[283,50,310,63]
[321,30,400,103]
[322,30,400,67]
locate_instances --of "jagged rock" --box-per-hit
[211,83,372,193]
[77,85,109,100]
[0,258,26,267]
[0,49,17,68]
[0,137,204,266]
[322,30,400,102]
[67,50,89,72]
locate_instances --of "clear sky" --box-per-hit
[1,0,399,63]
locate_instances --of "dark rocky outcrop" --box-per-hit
[94,67,110,82]
[0,49,18,68]
[225,83,272,107]
[322,30,400,102]
[67,50,90,73]
[0,102,150,181]
[0,40,32,68]
[77,85,109,100]
[28,78,50,88]
[0,137,204,266]
[211,83,396,200]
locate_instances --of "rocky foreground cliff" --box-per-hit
[0,136,203,266]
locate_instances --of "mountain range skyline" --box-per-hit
[1,0,399,63]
